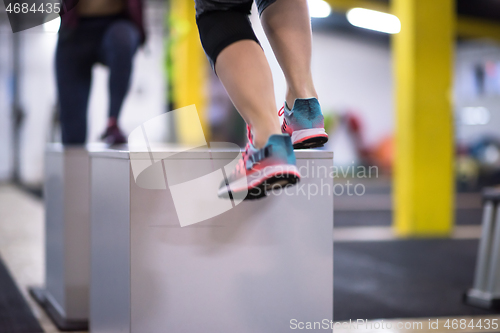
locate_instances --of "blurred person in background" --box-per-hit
[56,0,146,145]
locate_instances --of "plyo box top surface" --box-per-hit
[45,143,123,155]
[87,144,333,160]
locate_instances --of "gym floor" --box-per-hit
[0,182,499,333]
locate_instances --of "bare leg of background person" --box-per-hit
[261,0,318,108]
[215,40,281,149]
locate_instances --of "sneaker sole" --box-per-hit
[291,128,329,149]
[218,165,301,200]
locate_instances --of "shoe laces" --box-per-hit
[234,143,251,175]
[278,105,285,117]
[246,124,254,145]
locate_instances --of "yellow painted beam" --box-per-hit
[324,0,500,42]
[456,16,500,42]
[168,0,209,145]
[392,0,455,236]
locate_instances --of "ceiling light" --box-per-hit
[347,8,401,34]
[308,0,332,18]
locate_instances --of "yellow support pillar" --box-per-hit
[168,0,209,144]
[392,0,455,236]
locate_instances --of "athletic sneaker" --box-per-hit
[218,133,301,200]
[279,97,329,149]
[101,124,127,145]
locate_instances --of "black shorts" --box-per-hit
[194,0,277,17]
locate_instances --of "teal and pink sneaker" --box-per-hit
[218,131,301,200]
[279,97,329,149]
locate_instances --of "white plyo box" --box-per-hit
[90,148,334,333]
[31,144,97,330]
